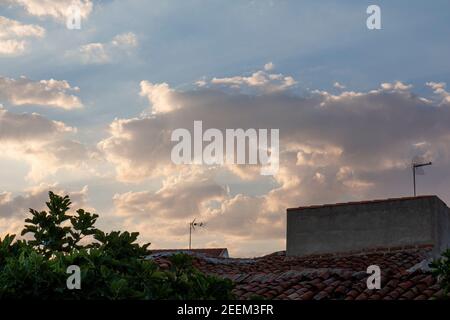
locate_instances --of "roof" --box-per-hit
[150,248,228,258]
[150,245,447,300]
[287,195,441,211]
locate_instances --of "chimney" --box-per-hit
[286,195,450,257]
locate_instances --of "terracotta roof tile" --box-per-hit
[149,245,447,300]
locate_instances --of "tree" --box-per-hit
[21,192,99,256]
[431,249,450,298]
[0,191,234,300]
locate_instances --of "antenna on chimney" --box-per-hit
[412,156,432,196]
[189,218,204,250]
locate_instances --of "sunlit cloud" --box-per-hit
[208,64,297,93]
[0,16,45,56]
[3,0,93,23]
[0,76,82,109]
[67,32,138,65]
[92,66,450,255]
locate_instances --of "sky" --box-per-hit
[1,0,450,257]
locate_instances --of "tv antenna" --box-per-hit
[412,156,432,196]
[189,218,204,250]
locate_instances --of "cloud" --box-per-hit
[97,116,177,181]
[195,79,207,88]
[0,184,90,236]
[3,0,93,23]
[114,173,226,219]
[0,16,45,39]
[103,78,437,183]
[111,172,230,252]
[0,184,89,219]
[0,107,97,181]
[116,184,285,254]
[139,81,181,114]
[0,76,82,109]
[111,32,138,48]
[98,70,450,255]
[206,194,278,238]
[333,82,346,90]
[264,62,275,71]
[77,43,110,64]
[0,106,74,140]
[380,81,412,91]
[68,32,138,64]
[0,16,45,56]
[0,39,26,56]
[427,81,450,105]
[206,63,297,93]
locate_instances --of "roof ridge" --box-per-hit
[151,247,227,251]
[287,195,439,211]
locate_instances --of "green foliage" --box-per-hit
[162,253,234,300]
[0,191,234,300]
[0,234,28,265]
[21,192,100,257]
[431,249,450,297]
[0,250,63,299]
[93,230,150,260]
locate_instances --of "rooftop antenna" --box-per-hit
[189,218,204,250]
[412,156,432,196]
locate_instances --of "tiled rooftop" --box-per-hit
[148,196,450,300]
[150,245,447,300]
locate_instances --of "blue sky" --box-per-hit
[1,0,450,256]
[2,1,450,117]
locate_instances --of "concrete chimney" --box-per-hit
[286,196,450,257]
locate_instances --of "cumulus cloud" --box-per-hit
[139,81,181,114]
[206,194,284,238]
[111,32,138,48]
[0,184,89,219]
[0,107,97,181]
[202,63,297,93]
[0,76,82,109]
[264,62,275,71]
[0,106,74,140]
[103,78,449,184]
[380,81,412,91]
[68,32,138,64]
[0,16,45,56]
[427,81,450,105]
[114,173,226,219]
[0,184,90,236]
[3,0,93,23]
[98,70,450,255]
[97,116,176,181]
[0,16,45,39]
[333,82,346,90]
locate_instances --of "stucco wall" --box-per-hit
[286,196,450,257]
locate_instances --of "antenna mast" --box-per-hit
[412,158,432,196]
[189,218,204,250]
